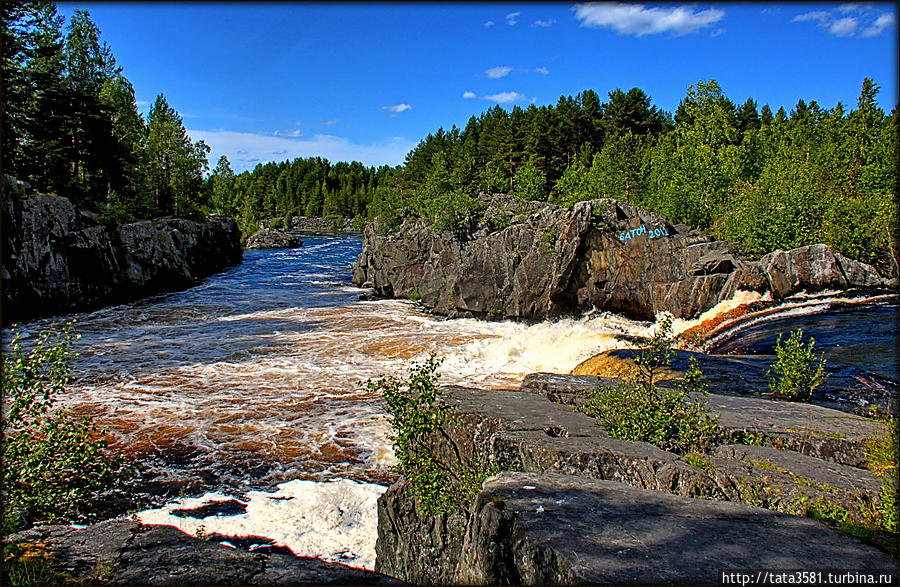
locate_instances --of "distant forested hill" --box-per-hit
[359,79,897,276]
[209,78,896,276]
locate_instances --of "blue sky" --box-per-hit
[58,2,899,173]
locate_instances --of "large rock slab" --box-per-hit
[8,520,397,584]
[352,195,890,320]
[455,472,895,584]
[436,383,883,523]
[2,183,243,323]
[374,481,468,583]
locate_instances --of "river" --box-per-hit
[3,233,896,569]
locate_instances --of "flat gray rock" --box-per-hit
[455,472,896,584]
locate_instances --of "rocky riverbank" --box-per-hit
[352,194,892,321]
[375,374,897,583]
[1,177,243,323]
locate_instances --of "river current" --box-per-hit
[4,234,897,569]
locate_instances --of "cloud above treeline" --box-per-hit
[188,129,415,172]
[793,4,896,38]
[573,2,725,36]
[462,90,533,104]
[381,103,412,114]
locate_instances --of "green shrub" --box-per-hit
[364,355,493,515]
[2,321,133,531]
[767,329,827,401]
[577,316,720,455]
[866,416,898,533]
[423,189,486,238]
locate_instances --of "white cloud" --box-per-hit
[573,3,725,37]
[135,99,149,107]
[829,16,858,36]
[483,91,529,104]
[506,11,520,26]
[793,11,830,25]
[462,91,477,99]
[837,3,875,14]
[381,103,412,114]
[273,129,303,137]
[485,65,513,79]
[319,119,340,126]
[534,66,550,75]
[187,129,415,173]
[483,20,495,27]
[533,18,556,27]
[794,6,895,37]
[861,12,896,36]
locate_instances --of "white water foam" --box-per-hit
[137,479,387,570]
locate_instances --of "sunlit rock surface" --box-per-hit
[352,195,890,320]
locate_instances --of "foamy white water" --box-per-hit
[138,479,386,570]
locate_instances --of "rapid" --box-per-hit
[3,234,896,569]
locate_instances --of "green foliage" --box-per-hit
[364,355,494,515]
[513,161,546,201]
[551,159,594,207]
[767,329,828,401]
[1,4,208,221]
[422,189,486,237]
[368,77,896,276]
[866,417,898,533]
[577,316,720,455]
[2,542,76,586]
[1,321,133,529]
[684,452,713,470]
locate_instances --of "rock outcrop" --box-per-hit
[352,195,890,320]
[8,520,397,584]
[245,228,303,249]
[1,180,243,323]
[374,375,895,583]
[261,216,357,233]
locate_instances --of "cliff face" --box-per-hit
[1,179,243,323]
[352,195,889,321]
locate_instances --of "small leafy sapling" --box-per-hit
[767,328,828,401]
[364,354,494,515]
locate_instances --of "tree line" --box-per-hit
[207,155,400,235]
[367,79,897,276]
[2,1,209,221]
